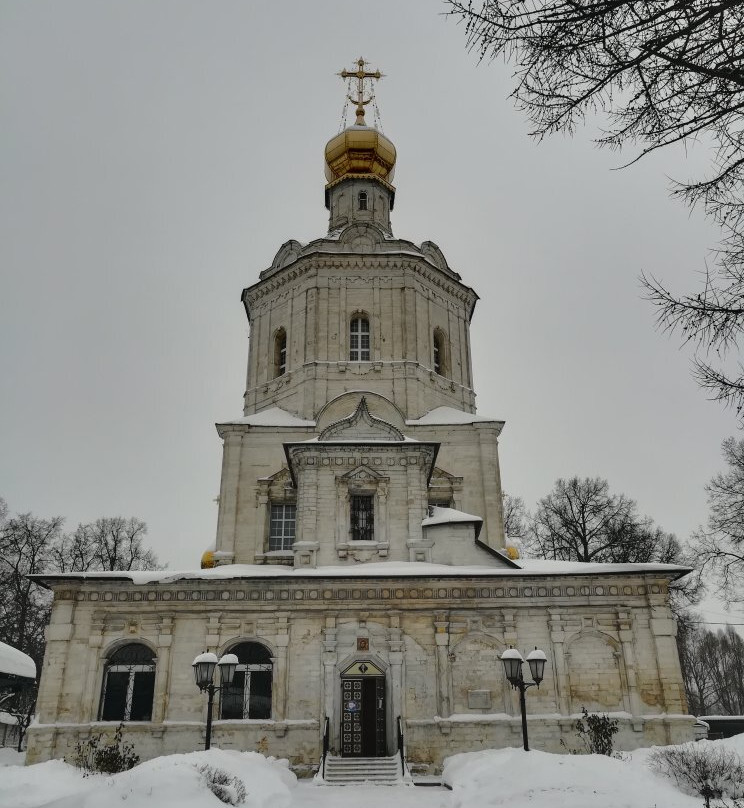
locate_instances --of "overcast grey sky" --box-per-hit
[1,1,737,613]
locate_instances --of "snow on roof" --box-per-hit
[299,436,420,444]
[32,558,691,586]
[406,406,501,426]
[421,506,483,528]
[218,407,315,427]
[516,558,689,576]
[0,641,36,680]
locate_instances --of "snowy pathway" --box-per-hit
[295,782,453,807]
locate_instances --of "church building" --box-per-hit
[26,61,694,775]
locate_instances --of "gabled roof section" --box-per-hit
[319,397,404,442]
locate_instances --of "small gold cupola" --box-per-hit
[324,58,396,230]
[324,58,396,194]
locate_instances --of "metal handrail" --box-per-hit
[321,716,330,778]
[397,715,405,769]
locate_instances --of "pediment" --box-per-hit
[337,223,385,250]
[270,239,303,271]
[260,467,292,483]
[320,397,404,442]
[341,659,384,676]
[430,466,461,483]
[340,464,385,482]
[419,241,450,272]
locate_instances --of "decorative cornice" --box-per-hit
[47,575,671,605]
[242,253,478,313]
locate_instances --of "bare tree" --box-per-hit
[678,619,744,715]
[52,517,160,572]
[705,625,744,714]
[696,437,744,602]
[502,491,528,540]
[0,507,60,663]
[529,476,681,563]
[0,501,161,748]
[676,614,719,715]
[446,1,744,416]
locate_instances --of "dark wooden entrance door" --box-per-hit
[341,676,385,757]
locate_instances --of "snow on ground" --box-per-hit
[443,735,744,808]
[0,748,24,767]
[0,749,295,808]
[2,736,743,808]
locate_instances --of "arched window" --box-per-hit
[350,316,370,362]
[220,642,273,720]
[358,191,368,211]
[273,329,287,377]
[433,329,447,376]
[99,643,156,721]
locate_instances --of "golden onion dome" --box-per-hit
[200,549,215,569]
[324,125,396,186]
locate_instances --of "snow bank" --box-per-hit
[0,748,295,808]
[442,745,703,808]
[0,749,24,767]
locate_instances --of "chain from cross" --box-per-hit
[338,57,383,126]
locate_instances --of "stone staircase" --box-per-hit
[322,754,405,785]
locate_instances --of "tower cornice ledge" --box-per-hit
[243,252,478,321]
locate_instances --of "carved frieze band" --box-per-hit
[58,581,665,604]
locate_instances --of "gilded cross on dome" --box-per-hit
[338,57,383,126]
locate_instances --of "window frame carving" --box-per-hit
[335,465,389,557]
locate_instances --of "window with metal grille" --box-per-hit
[274,329,287,377]
[268,503,295,551]
[350,494,374,541]
[220,642,273,720]
[99,643,156,722]
[349,317,370,361]
[358,191,368,211]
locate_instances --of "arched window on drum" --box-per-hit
[99,643,156,721]
[220,642,273,719]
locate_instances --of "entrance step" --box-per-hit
[322,755,406,786]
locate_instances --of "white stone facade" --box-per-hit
[26,569,692,771]
[26,117,694,771]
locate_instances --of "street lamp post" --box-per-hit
[192,651,239,750]
[500,647,547,752]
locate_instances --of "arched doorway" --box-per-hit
[340,660,386,757]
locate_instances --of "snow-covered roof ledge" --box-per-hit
[0,641,36,680]
[422,506,483,537]
[406,406,504,429]
[29,559,693,586]
[217,406,316,430]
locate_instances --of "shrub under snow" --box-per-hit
[649,742,744,807]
